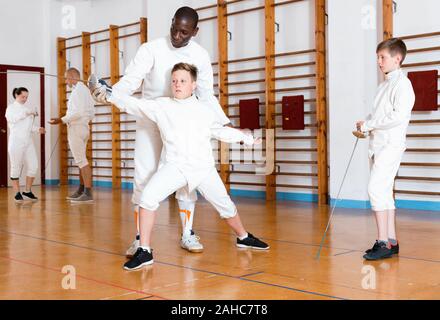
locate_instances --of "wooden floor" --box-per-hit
[0,185,439,300]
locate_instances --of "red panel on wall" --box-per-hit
[239,98,261,130]
[282,95,305,130]
[408,70,438,111]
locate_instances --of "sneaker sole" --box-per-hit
[236,244,270,250]
[22,198,38,202]
[365,249,399,255]
[180,245,204,253]
[14,200,24,204]
[70,200,94,204]
[363,253,393,261]
[123,260,154,270]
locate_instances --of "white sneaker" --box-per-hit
[180,234,204,253]
[126,239,140,257]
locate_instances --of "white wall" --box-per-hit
[328,0,380,204]
[0,0,47,67]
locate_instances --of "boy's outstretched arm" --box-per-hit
[109,92,159,123]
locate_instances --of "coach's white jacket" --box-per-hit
[110,94,253,191]
[361,68,415,158]
[62,81,95,126]
[112,36,229,126]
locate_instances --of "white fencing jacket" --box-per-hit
[62,81,95,126]
[5,101,40,148]
[112,35,229,127]
[361,68,415,158]
[110,94,253,191]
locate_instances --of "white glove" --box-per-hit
[242,134,258,146]
[91,87,109,104]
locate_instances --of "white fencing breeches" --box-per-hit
[67,123,90,169]
[140,164,237,219]
[8,140,38,179]
[132,122,198,205]
[368,145,405,211]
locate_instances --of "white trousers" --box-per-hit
[67,123,90,169]
[368,145,405,211]
[133,122,198,205]
[140,163,237,219]
[8,138,38,179]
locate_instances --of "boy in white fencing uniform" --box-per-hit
[50,68,95,203]
[355,38,415,260]
[92,7,229,255]
[90,63,269,270]
[6,87,45,203]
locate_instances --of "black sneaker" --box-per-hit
[14,192,24,203]
[236,233,269,250]
[365,240,399,255]
[123,248,154,270]
[363,242,393,260]
[365,240,380,254]
[390,243,399,255]
[22,191,38,201]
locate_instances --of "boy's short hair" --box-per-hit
[376,38,407,65]
[172,62,198,81]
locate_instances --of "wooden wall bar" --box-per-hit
[109,24,121,188]
[217,0,231,191]
[383,0,393,40]
[57,37,68,185]
[265,0,276,201]
[315,0,328,205]
[82,32,93,181]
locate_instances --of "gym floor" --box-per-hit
[1,186,439,300]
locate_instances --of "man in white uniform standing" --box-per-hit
[92,7,230,255]
[50,68,95,203]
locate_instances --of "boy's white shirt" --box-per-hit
[62,81,95,125]
[111,36,229,126]
[361,68,415,158]
[110,93,253,191]
[5,101,40,144]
